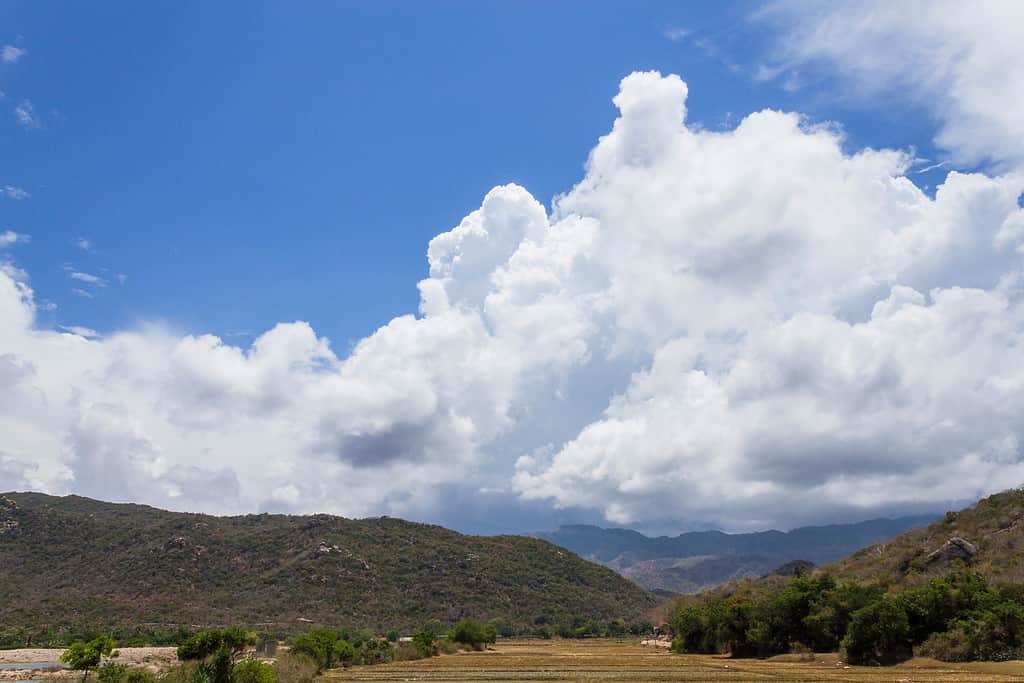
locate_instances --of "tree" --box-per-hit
[61,636,117,683]
[232,659,276,683]
[841,598,912,665]
[177,628,256,683]
[447,620,496,651]
[411,628,437,657]
[290,628,351,671]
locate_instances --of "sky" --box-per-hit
[1,1,1023,535]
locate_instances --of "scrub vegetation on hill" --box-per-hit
[665,489,1024,665]
[0,493,656,646]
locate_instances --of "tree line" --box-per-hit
[667,569,1024,664]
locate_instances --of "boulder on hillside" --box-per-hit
[926,537,978,564]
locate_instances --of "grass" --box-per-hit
[323,638,1024,682]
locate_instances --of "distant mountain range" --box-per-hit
[0,492,657,639]
[533,515,937,594]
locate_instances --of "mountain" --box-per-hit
[826,488,1024,586]
[534,515,936,594]
[0,493,657,639]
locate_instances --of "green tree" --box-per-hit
[411,628,437,657]
[232,659,276,683]
[447,620,496,651]
[841,598,912,665]
[177,627,256,683]
[289,628,351,672]
[805,581,885,652]
[61,636,118,683]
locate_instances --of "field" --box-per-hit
[324,639,1024,682]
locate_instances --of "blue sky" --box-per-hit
[2,2,1022,535]
[2,1,945,346]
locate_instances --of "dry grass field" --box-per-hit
[323,639,1024,682]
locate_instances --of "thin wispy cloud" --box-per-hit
[70,288,94,299]
[1,185,29,200]
[58,325,100,339]
[1,45,26,64]
[663,26,690,42]
[14,99,39,128]
[0,229,29,247]
[64,266,107,287]
[75,237,93,251]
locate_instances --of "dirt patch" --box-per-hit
[0,649,177,681]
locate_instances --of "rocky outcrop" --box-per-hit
[926,537,978,564]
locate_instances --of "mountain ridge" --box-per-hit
[534,515,937,593]
[0,492,657,639]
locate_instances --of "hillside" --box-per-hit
[0,493,657,639]
[826,488,1024,586]
[534,515,934,593]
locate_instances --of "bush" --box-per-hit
[289,628,353,672]
[411,628,437,657]
[176,628,256,683]
[232,659,276,683]
[97,664,155,683]
[447,620,496,651]
[919,602,1024,662]
[841,598,912,665]
[62,636,118,682]
[354,638,392,665]
[270,654,317,683]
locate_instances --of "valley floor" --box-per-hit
[323,639,1024,682]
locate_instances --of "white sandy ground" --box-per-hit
[0,648,178,680]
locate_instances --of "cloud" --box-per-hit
[759,0,1024,170]
[75,238,93,251]
[1,45,26,64]
[14,100,38,128]
[69,288,94,299]
[58,325,100,339]
[1,186,29,200]
[64,267,107,287]
[0,230,29,248]
[663,26,690,42]
[2,62,1024,528]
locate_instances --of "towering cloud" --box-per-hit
[2,58,1023,529]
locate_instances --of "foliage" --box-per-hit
[0,492,657,639]
[354,637,393,664]
[289,628,352,671]
[412,628,438,657]
[666,567,1024,665]
[176,628,256,683]
[840,598,912,664]
[97,663,155,683]
[61,636,117,682]
[447,619,497,650]
[232,659,276,683]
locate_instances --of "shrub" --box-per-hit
[841,598,912,665]
[354,638,392,665]
[232,659,276,683]
[411,628,437,657]
[61,636,118,682]
[447,620,496,651]
[97,664,155,683]
[176,628,256,683]
[289,628,353,671]
[270,654,317,683]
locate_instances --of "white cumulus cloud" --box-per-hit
[1,37,1024,529]
[760,0,1024,170]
